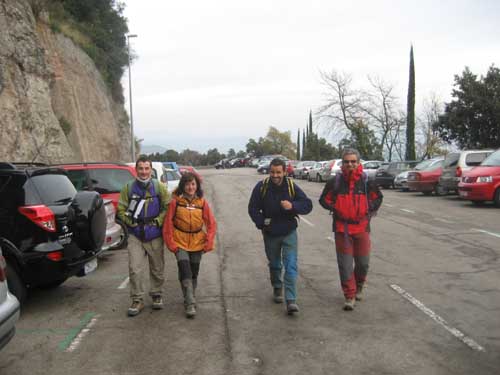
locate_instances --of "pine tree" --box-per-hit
[296,129,301,160]
[302,129,306,160]
[406,45,416,160]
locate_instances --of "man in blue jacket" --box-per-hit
[248,158,313,315]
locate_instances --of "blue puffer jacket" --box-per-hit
[248,178,313,236]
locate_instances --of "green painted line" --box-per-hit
[57,312,96,352]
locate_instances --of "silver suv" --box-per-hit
[0,245,20,350]
[439,150,494,194]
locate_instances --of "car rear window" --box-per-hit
[443,153,460,168]
[30,174,77,205]
[89,168,135,194]
[166,170,181,181]
[465,152,492,166]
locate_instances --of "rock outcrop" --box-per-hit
[0,0,131,163]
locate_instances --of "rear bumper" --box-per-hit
[101,222,122,251]
[407,181,436,192]
[375,176,394,187]
[440,176,459,191]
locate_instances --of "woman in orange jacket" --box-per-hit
[163,172,216,318]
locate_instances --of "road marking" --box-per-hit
[385,204,394,207]
[118,276,130,289]
[434,217,455,224]
[472,229,500,239]
[59,313,99,352]
[299,216,315,227]
[326,236,335,243]
[400,209,415,214]
[390,284,485,352]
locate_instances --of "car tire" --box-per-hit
[422,191,432,196]
[6,261,27,304]
[111,219,129,250]
[472,200,485,206]
[435,184,447,196]
[72,191,106,252]
[316,175,320,182]
[495,188,500,208]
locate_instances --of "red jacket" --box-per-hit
[319,164,383,234]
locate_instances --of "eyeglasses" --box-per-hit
[342,160,358,164]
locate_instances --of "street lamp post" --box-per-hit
[127,34,138,161]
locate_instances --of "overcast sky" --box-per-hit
[122,0,500,153]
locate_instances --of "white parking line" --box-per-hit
[299,216,315,227]
[385,204,394,208]
[434,217,455,224]
[118,276,130,289]
[472,229,500,239]
[65,315,100,353]
[390,284,485,352]
[400,209,415,214]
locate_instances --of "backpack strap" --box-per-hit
[287,178,295,199]
[260,177,295,200]
[259,177,270,199]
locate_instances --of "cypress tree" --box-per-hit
[296,129,301,160]
[406,45,416,160]
[302,129,306,160]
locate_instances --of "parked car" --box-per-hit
[162,161,179,172]
[308,161,329,182]
[0,245,20,351]
[257,155,288,174]
[101,200,122,251]
[319,159,341,181]
[0,162,106,303]
[362,160,384,179]
[439,150,494,194]
[407,158,445,195]
[295,161,316,179]
[55,162,137,250]
[458,149,500,207]
[375,161,418,188]
[164,168,181,193]
[394,170,410,191]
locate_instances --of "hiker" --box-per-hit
[248,158,313,315]
[163,172,217,318]
[319,148,383,311]
[117,156,171,317]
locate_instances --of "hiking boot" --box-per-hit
[355,284,364,301]
[343,298,355,311]
[127,300,144,317]
[273,288,284,304]
[185,304,196,319]
[152,295,164,310]
[286,301,299,315]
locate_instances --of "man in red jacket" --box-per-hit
[319,149,383,311]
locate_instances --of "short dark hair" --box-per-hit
[174,172,204,197]
[135,155,152,169]
[270,158,286,171]
[342,148,361,161]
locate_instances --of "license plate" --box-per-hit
[459,191,468,197]
[84,258,98,275]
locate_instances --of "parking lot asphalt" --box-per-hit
[1,167,499,375]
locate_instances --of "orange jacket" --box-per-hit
[163,195,216,252]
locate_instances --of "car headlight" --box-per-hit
[477,176,492,183]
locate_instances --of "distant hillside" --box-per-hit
[141,144,168,154]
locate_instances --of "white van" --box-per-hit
[126,162,180,193]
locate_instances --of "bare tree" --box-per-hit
[317,70,365,141]
[360,76,405,161]
[417,94,445,159]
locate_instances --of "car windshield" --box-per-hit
[442,153,460,167]
[480,150,500,166]
[415,159,443,170]
[90,168,135,194]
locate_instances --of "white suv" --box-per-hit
[439,150,494,194]
[0,246,20,350]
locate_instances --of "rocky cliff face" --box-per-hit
[0,0,131,163]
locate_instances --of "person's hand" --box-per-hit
[280,200,292,210]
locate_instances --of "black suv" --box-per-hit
[375,160,418,188]
[0,163,106,303]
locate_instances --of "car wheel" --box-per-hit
[472,200,485,206]
[435,184,447,196]
[495,188,500,208]
[6,262,27,304]
[422,191,432,196]
[316,175,320,182]
[111,219,128,250]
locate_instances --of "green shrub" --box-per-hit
[59,116,72,135]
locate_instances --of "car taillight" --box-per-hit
[456,166,462,177]
[0,255,6,282]
[18,205,56,232]
[46,251,63,262]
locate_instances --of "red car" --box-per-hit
[179,165,203,182]
[407,158,444,195]
[458,149,500,206]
